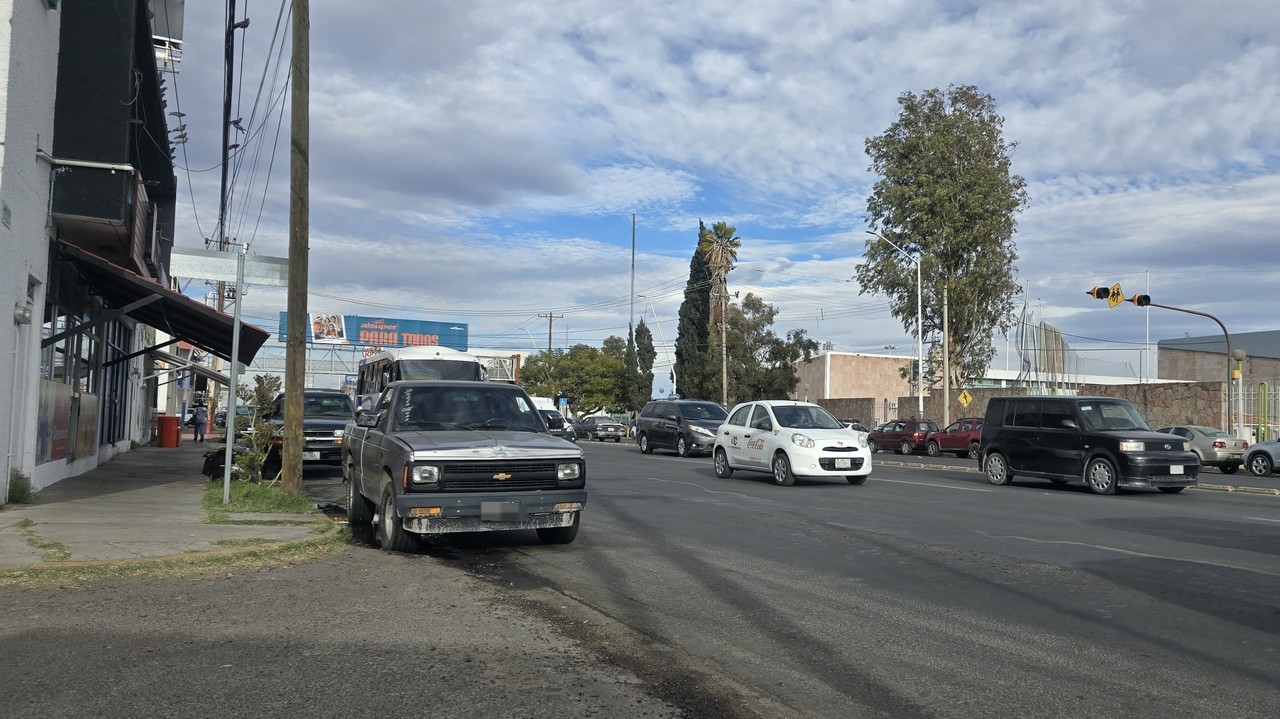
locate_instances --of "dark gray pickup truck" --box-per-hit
[343,380,586,551]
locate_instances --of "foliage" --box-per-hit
[200,479,319,515]
[674,220,714,400]
[232,374,282,483]
[858,84,1027,388]
[6,469,34,504]
[716,293,820,405]
[522,344,626,415]
[634,319,656,406]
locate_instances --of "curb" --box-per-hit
[870,458,1280,496]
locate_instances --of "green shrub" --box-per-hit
[7,469,34,504]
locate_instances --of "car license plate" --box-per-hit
[302,451,320,461]
[1169,465,1184,475]
[481,501,521,521]
[834,458,851,469]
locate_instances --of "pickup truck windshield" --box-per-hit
[393,385,543,432]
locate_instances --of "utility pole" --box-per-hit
[538,313,563,354]
[942,285,950,426]
[213,0,245,428]
[282,0,310,493]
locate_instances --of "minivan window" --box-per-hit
[1039,400,1075,429]
[1010,400,1038,427]
[678,402,728,421]
[1077,400,1149,432]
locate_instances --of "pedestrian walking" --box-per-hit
[192,403,208,442]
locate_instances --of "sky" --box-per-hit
[166,0,1280,394]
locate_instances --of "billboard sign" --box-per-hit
[279,313,468,351]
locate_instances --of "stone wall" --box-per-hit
[1077,381,1226,429]
[816,398,878,425]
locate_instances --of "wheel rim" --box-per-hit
[640,435,648,452]
[968,443,980,460]
[381,495,394,540]
[1088,461,1114,492]
[715,450,727,475]
[927,442,938,456]
[901,441,911,454]
[1250,455,1272,475]
[773,457,786,483]
[869,440,878,453]
[986,455,1005,483]
[677,437,687,456]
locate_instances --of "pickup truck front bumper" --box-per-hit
[397,489,588,535]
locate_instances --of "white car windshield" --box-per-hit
[770,405,844,430]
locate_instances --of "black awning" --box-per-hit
[57,241,269,366]
[149,348,233,386]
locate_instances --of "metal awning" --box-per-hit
[54,241,269,365]
[148,348,232,386]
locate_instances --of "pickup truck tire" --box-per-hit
[344,456,373,525]
[537,512,580,544]
[377,490,418,553]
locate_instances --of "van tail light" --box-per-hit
[1212,440,1226,449]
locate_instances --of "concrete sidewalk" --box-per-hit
[0,432,325,571]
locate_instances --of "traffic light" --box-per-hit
[1086,286,1110,300]
[1129,294,1151,307]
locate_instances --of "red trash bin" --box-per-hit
[157,415,181,447]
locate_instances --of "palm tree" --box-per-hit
[698,221,740,325]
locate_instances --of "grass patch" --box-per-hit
[200,480,319,515]
[11,518,72,562]
[0,528,352,588]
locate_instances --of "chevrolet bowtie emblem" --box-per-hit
[493,472,512,480]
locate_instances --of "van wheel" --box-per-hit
[639,433,652,454]
[676,435,690,457]
[537,513,580,544]
[899,440,913,455]
[714,448,733,478]
[1085,458,1118,495]
[344,455,373,525]
[985,452,1013,485]
[377,490,418,552]
[926,441,940,457]
[771,452,796,486]
[967,442,981,460]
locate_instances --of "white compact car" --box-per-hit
[713,400,872,486]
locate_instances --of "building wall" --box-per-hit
[1160,348,1280,390]
[795,353,919,425]
[0,0,61,499]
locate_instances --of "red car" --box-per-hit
[926,418,984,459]
[868,419,940,455]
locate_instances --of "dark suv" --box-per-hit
[868,419,939,455]
[263,389,356,471]
[636,399,729,457]
[979,395,1199,495]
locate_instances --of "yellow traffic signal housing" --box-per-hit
[1129,294,1151,307]
[1086,286,1110,300]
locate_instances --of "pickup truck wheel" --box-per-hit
[537,512,580,544]
[377,491,418,553]
[639,433,652,454]
[714,448,733,478]
[771,452,796,486]
[344,456,373,525]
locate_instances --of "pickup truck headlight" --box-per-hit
[557,463,582,481]
[1119,440,1145,453]
[410,465,441,485]
[690,425,714,437]
[791,433,815,449]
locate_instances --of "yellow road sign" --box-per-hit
[1107,283,1124,308]
[957,389,973,408]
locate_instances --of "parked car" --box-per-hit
[1153,425,1248,474]
[261,389,356,473]
[576,416,626,442]
[841,419,869,433]
[868,419,939,455]
[635,399,729,457]
[538,409,577,443]
[343,380,586,549]
[926,417,985,459]
[713,400,872,486]
[980,395,1199,495]
[1242,437,1280,477]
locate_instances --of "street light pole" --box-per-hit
[866,231,924,418]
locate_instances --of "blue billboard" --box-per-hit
[278,313,468,351]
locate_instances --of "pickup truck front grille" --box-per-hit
[439,462,560,491]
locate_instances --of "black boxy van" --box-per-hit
[979,396,1199,495]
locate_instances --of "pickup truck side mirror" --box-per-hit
[356,410,380,428]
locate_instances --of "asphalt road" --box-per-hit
[3,441,1277,718]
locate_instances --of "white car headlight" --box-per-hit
[410,465,441,484]
[690,425,714,437]
[857,431,869,448]
[790,433,815,449]
[557,463,581,480]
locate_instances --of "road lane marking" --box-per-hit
[647,477,755,498]
[1245,516,1280,523]
[987,533,1279,577]
[873,477,992,492]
